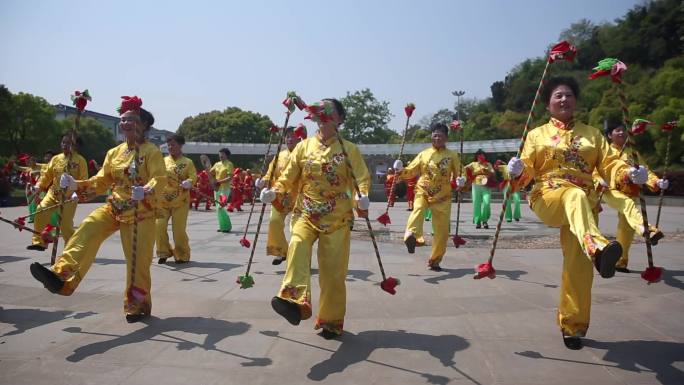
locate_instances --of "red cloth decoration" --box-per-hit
[661,121,677,132]
[14,217,26,229]
[294,123,307,139]
[218,194,228,207]
[631,119,653,135]
[117,96,143,114]
[641,266,663,283]
[305,101,335,123]
[465,167,475,182]
[380,277,400,295]
[452,234,466,247]
[239,237,251,248]
[474,262,496,279]
[233,167,242,176]
[377,212,391,226]
[404,103,416,118]
[282,91,306,113]
[17,153,30,164]
[71,89,92,112]
[40,224,55,243]
[548,41,577,63]
[448,120,461,131]
[269,124,280,133]
[450,179,457,189]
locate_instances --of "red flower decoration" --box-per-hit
[548,41,577,63]
[41,224,55,243]
[71,89,92,112]
[117,96,143,114]
[14,217,26,229]
[282,91,306,113]
[377,212,391,226]
[448,120,461,131]
[404,103,416,118]
[269,124,280,133]
[294,123,307,139]
[474,262,496,279]
[452,234,466,247]
[661,121,677,132]
[239,237,251,248]
[631,119,653,135]
[380,277,400,295]
[641,266,663,284]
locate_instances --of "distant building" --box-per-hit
[54,104,175,146]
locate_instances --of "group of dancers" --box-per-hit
[19,75,671,349]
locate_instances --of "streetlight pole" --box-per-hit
[451,90,465,122]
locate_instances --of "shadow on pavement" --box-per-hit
[0,255,30,264]
[268,268,375,283]
[63,316,270,366]
[0,307,96,337]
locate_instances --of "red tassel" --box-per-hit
[239,237,251,248]
[474,262,496,279]
[376,212,391,226]
[661,121,676,132]
[641,266,663,284]
[404,103,415,118]
[452,234,466,247]
[380,277,400,295]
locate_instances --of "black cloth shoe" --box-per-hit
[562,334,583,350]
[404,234,417,254]
[26,244,47,251]
[125,313,149,323]
[475,223,481,229]
[615,267,631,273]
[483,222,489,229]
[514,218,520,222]
[271,297,301,325]
[650,230,664,246]
[30,262,64,294]
[319,329,340,340]
[157,257,168,265]
[428,263,442,272]
[594,241,622,278]
[272,257,285,265]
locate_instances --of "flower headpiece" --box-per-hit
[117,96,143,114]
[305,100,336,123]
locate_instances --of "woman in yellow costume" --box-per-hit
[598,121,667,273]
[394,122,464,271]
[156,134,197,264]
[256,125,305,265]
[27,135,87,251]
[506,77,650,349]
[210,148,234,232]
[465,149,495,229]
[30,96,166,323]
[260,98,370,339]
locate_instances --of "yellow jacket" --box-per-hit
[399,146,461,204]
[160,155,197,208]
[38,153,88,194]
[77,142,166,223]
[264,148,300,213]
[210,160,234,189]
[273,133,370,233]
[517,118,630,205]
[465,161,494,186]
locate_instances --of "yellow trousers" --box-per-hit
[277,219,350,334]
[155,204,191,262]
[531,185,610,337]
[602,189,644,269]
[32,189,77,247]
[404,195,451,265]
[267,207,290,258]
[51,205,155,316]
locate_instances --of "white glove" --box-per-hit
[181,179,192,189]
[393,160,404,172]
[657,178,669,190]
[259,188,276,204]
[131,186,145,201]
[507,157,524,178]
[357,194,370,210]
[59,173,77,190]
[629,166,648,185]
[70,192,79,201]
[254,178,265,189]
[456,176,466,188]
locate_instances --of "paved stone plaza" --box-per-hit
[1,201,682,385]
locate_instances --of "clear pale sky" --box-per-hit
[0,0,641,137]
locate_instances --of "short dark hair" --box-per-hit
[284,126,295,135]
[140,108,155,129]
[475,148,486,157]
[44,150,56,157]
[168,134,185,145]
[430,122,448,136]
[604,118,626,139]
[541,76,580,105]
[323,98,346,124]
[219,148,231,157]
[62,134,83,147]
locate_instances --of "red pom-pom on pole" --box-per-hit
[376,212,391,226]
[380,277,400,295]
[474,262,496,279]
[404,103,415,118]
[641,266,663,284]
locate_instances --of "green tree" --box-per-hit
[0,88,62,157]
[340,88,397,143]
[56,117,116,165]
[177,107,272,143]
